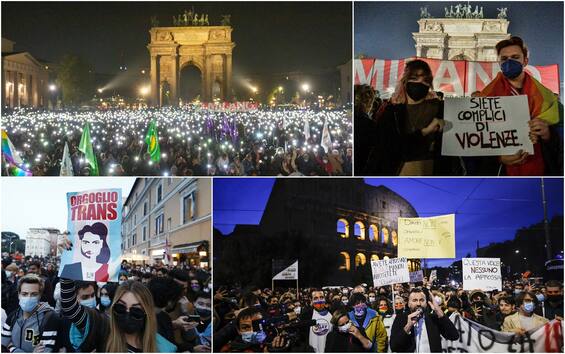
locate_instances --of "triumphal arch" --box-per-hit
[413,5,510,61]
[147,25,235,106]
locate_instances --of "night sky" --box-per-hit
[213,178,564,267]
[2,2,351,95]
[355,1,564,77]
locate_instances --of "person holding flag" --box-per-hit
[78,122,99,176]
[145,120,161,163]
[1,130,32,176]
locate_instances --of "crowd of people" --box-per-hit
[213,277,563,352]
[355,36,563,176]
[1,254,212,352]
[2,106,352,177]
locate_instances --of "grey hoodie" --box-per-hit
[1,302,59,353]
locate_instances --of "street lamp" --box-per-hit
[48,84,57,92]
[515,250,520,254]
[277,86,283,93]
[250,86,258,94]
[97,88,104,94]
[139,86,150,97]
[301,83,310,92]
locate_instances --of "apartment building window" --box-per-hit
[143,201,148,216]
[157,184,163,203]
[155,214,164,235]
[182,192,196,223]
[142,226,147,242]
[132,233,137,246]
[167,217,172,231]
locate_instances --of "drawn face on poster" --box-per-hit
[59,189,122,282]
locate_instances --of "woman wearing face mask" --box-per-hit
[60,278,177,352]
[367,59,452,176]
[325,308,372,352]
[99,283,118,315]
[501,291,548,336]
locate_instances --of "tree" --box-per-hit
[56,55,95,107]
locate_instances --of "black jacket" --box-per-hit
[390,312,459,353]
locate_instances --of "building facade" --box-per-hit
[25,228,60,257]
[413,8,510,62]
[215,179,421,287]
[122,178,211,268]
[2,38,49,109]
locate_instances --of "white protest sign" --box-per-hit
[272,260,298,280]
[409,270,424,283]
[371,257,410,287]
[462,258,502,291]
[443,313,563,352]
[442,95,534,156]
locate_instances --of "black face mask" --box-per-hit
[114,311,146,334]
[547,295,562,303]
[406,82,430,101]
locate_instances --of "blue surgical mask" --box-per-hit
[80,297,97,309]
[500,59,523,79]
[241,330,267,344]
[523,302,535,313]
[19,296,39,313]
[536,294,545,302]
[100,295,112,307]
[353,303,367,317]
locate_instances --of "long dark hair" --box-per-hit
[78,222,110,263]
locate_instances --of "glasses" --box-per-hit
[113,303,146,321]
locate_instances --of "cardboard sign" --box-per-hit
[442,95,533,156]
[398,214,455,259]
[371,257,410,287]
[463,258,502,291]
[59,189,122,282]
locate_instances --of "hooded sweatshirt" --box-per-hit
[1,302,59,353]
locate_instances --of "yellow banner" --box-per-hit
[397,214,455,259]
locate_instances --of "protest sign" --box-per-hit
[409,270,424,283]
[429,269,437,282]
[443,313,563,352]
[371,257,410,287]
[59,189,122,282]
[398,214,455,259]
[441,96,533,156]
[354,58,560,96]
[272,260,298,280]
[463,258,502,291]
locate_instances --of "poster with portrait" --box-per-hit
[59,189,122,282]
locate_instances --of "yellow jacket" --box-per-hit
[501,312,549,332]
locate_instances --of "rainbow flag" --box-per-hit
[1,130,32,176]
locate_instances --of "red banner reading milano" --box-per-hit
[354,58,560,97]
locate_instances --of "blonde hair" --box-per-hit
[106,281,158,353]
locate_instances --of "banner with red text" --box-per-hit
[354,58,560,97]
[59,189,122,282]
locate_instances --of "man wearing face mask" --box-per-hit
[543,280,563,321]
[347,293,388,352]
[220,307,285,352]
[479,36,562,176]
[149,276,184,349]
[299,289,332,352]
[502,291,548,335]
[390,288,459,352]
[2,274,62,353]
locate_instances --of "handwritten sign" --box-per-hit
[371,257,410,287]
[441,95,533,156]
[272,260,298,280]
[463,258,502,291]
[398,214,455,259]
[59,189,122,282]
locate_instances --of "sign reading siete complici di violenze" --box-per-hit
[442,95,533,156]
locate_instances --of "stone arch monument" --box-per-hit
[412,5,510,61]
[147,26,235,106]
